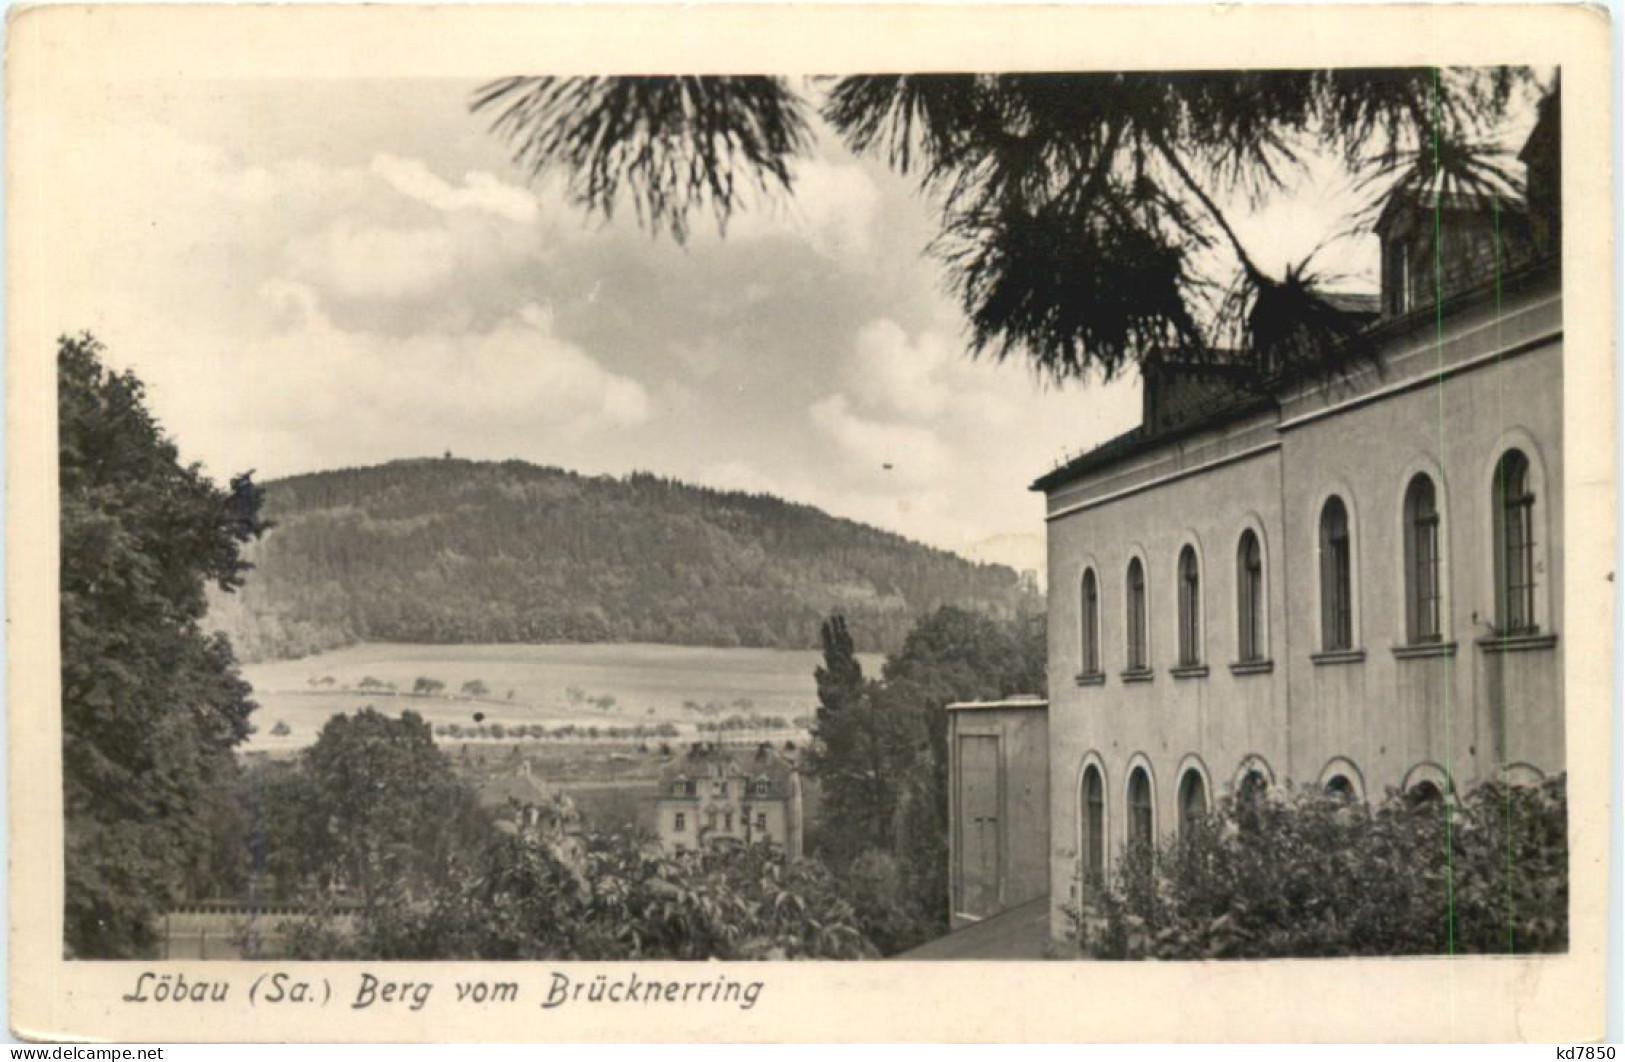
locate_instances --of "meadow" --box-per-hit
[240,641,882,751]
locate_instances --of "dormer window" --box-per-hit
[1376,189,1537,321]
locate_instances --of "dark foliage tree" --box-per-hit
[474,69,1541,384]
[807,674,923,864]
[813,613,864,723]
[263,709,490,910]
[58,333,268,957]
[806,605,1045,948]
[472,76,812,242]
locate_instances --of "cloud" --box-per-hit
[847,319,955,418]
[369,154,540,224]
[666,335,737,379]
[784,159,883,258]
[808,393,951,486]
[285,222,465,301]
[252,284,648,430]
[105,275,651,487]
[719,158,883,260]
[277,158,547,313]
[844,317,1020,427]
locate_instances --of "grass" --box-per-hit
[241,641,876,751]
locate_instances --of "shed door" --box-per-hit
[958,734,1001,919]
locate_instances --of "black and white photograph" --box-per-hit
[7,2,1614,1044]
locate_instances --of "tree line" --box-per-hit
[206,459,1036,661]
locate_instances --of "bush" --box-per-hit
[1068,776,1567,959]
[284,832,875,961]
[843,849,934,955]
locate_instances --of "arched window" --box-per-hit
[1406,780,1444,810]
[1403,474,1442,643]
[1080,568,1100,675]
[1177,770,1208,836]
[1080,765,1105,886]
[1237,530,1264,662]
[1127,767,1154,850]
[1324,775,1355,800]
[1493,450,1538,633]
[1319,496,1353,651]
[1126,558,1148,671]
[1177,546,1202,666]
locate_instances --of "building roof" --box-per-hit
[893,896,1053,960]
[1321,292,1381,318]
[475,764,553,809]
[1030,392,1276,494]
[657,742,798,791]
[1373,187,1527,239]
[946,696,1048,712]
[1030,254,1558,496]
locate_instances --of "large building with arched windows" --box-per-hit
[1029,94,1563,937]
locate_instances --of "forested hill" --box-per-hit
[207,458,1039,661]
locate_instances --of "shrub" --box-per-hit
[843,849,934,955]
[284,832,875,961]
[1069,775,1567,959]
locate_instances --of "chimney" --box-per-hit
[1519,87,1561,259]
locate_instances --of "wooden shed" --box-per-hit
[946,697,1049,929]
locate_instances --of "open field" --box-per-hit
[240,641,880,751]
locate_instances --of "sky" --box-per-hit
[46,77,1425,576]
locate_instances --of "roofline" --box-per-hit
[1030,255,1560,495]
[946,697,1048,712]
[1029,394,1276,493]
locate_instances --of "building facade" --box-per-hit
[654,743,804,857]
[1033,100,1562,937]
